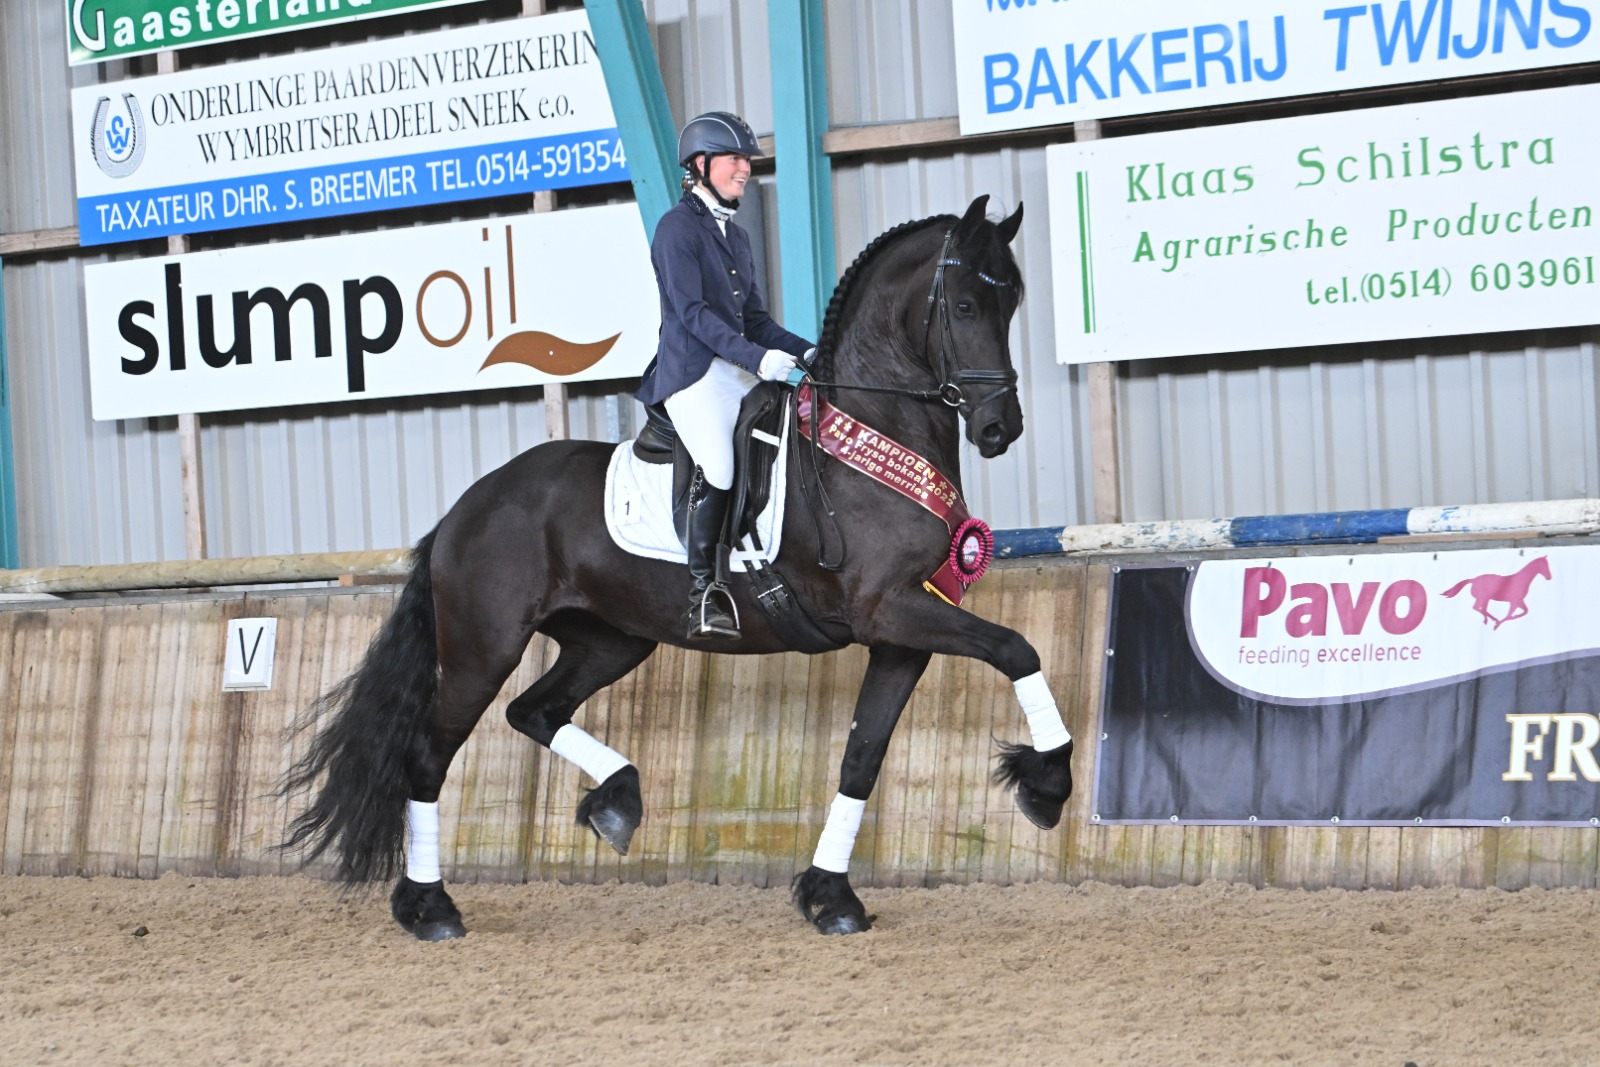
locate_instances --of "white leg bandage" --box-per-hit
[406,800,442,884]
[549,724,632,784]
[811,794,867,874]
[1015,672,1072,752]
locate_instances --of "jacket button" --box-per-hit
[733,290,741,296]
[730,268,738,275]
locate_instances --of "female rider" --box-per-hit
[636,112,815,641]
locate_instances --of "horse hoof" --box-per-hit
[391,877,467,941]
[412,918,468,942]
[993,739,1073,830]
[815,912,872,936]
[587,808,636,856]
[576,766,642,857]
[1016,785,1064,830]
[792,866,872,936]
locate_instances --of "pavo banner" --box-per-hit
[1097,547,1600,826]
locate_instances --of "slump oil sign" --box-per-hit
[83,201,657,420]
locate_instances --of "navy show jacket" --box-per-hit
[636,191,813,407]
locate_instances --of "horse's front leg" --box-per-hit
[864,593,1074,830]
[793,645,931,936]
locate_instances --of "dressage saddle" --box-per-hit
[632,382,844,653]
[631,381,786,551]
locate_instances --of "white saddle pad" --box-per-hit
[604,407,790,566]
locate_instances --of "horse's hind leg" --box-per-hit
[505,611,657,856]
[793,645,931,936]
[394,617,537,941]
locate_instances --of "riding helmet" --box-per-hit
[677,111,762,167]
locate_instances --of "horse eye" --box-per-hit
[955,301,975,318]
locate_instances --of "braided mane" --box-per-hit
[810,214,950,381]
[810,209,1023,382]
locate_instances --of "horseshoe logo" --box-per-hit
[90,93,147,178]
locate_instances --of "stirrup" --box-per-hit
[690,582,741,640]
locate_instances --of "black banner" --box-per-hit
[1097,564,1600,826]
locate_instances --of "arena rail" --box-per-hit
[3,498,1597,595]
[993,498,1600,558]
[0,549,410,594]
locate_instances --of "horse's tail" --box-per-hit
[276,527,440,884]
[1441,578,1472,598]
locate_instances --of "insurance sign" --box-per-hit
[68,0,483,66]
[70,10,626,244]
[953,0,1600,135]
[1047,82,1600,363]
[82,202,657,420]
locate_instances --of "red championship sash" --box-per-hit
[797,383,994,606]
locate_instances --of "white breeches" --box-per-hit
[663,357,759,490]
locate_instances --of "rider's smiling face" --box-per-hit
[706,153,751,201]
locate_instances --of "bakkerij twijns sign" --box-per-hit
[81,203,658,420]
[71,10,627,244]
[1098,548,1600,825]
[67,0,483,65]
[953,0,1600,134]
[1047,83,1600,363]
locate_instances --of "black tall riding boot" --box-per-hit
[686,484,740,640]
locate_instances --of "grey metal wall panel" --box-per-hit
[1117,330,1600,522]
[1,0,646,569]
[823,0,957,126]
[647,0,773,133]
[5,0,1600,572]
[6,254,184,566]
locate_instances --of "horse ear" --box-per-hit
[955,195,991,241]
[997,202,1024,244]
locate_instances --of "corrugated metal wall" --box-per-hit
[3,0,1599,568]
[2,0,640,565]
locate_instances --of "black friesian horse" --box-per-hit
[279,196,1074,938]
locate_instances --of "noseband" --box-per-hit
[920,229,1019,414]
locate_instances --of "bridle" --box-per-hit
[791,227,1020,571]
[804,229,1019,416]
[920,229,1019,413]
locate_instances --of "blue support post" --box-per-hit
[584,0,679,236]
[0,262,17,568]
[768,0,835,341]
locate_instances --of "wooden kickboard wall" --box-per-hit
[1,559,1594,890]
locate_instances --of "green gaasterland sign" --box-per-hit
[67,0,483,65]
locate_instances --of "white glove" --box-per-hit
[759,349,798,382]
[802,347,817,365]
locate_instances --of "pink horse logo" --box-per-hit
[1441,556,1552,629]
